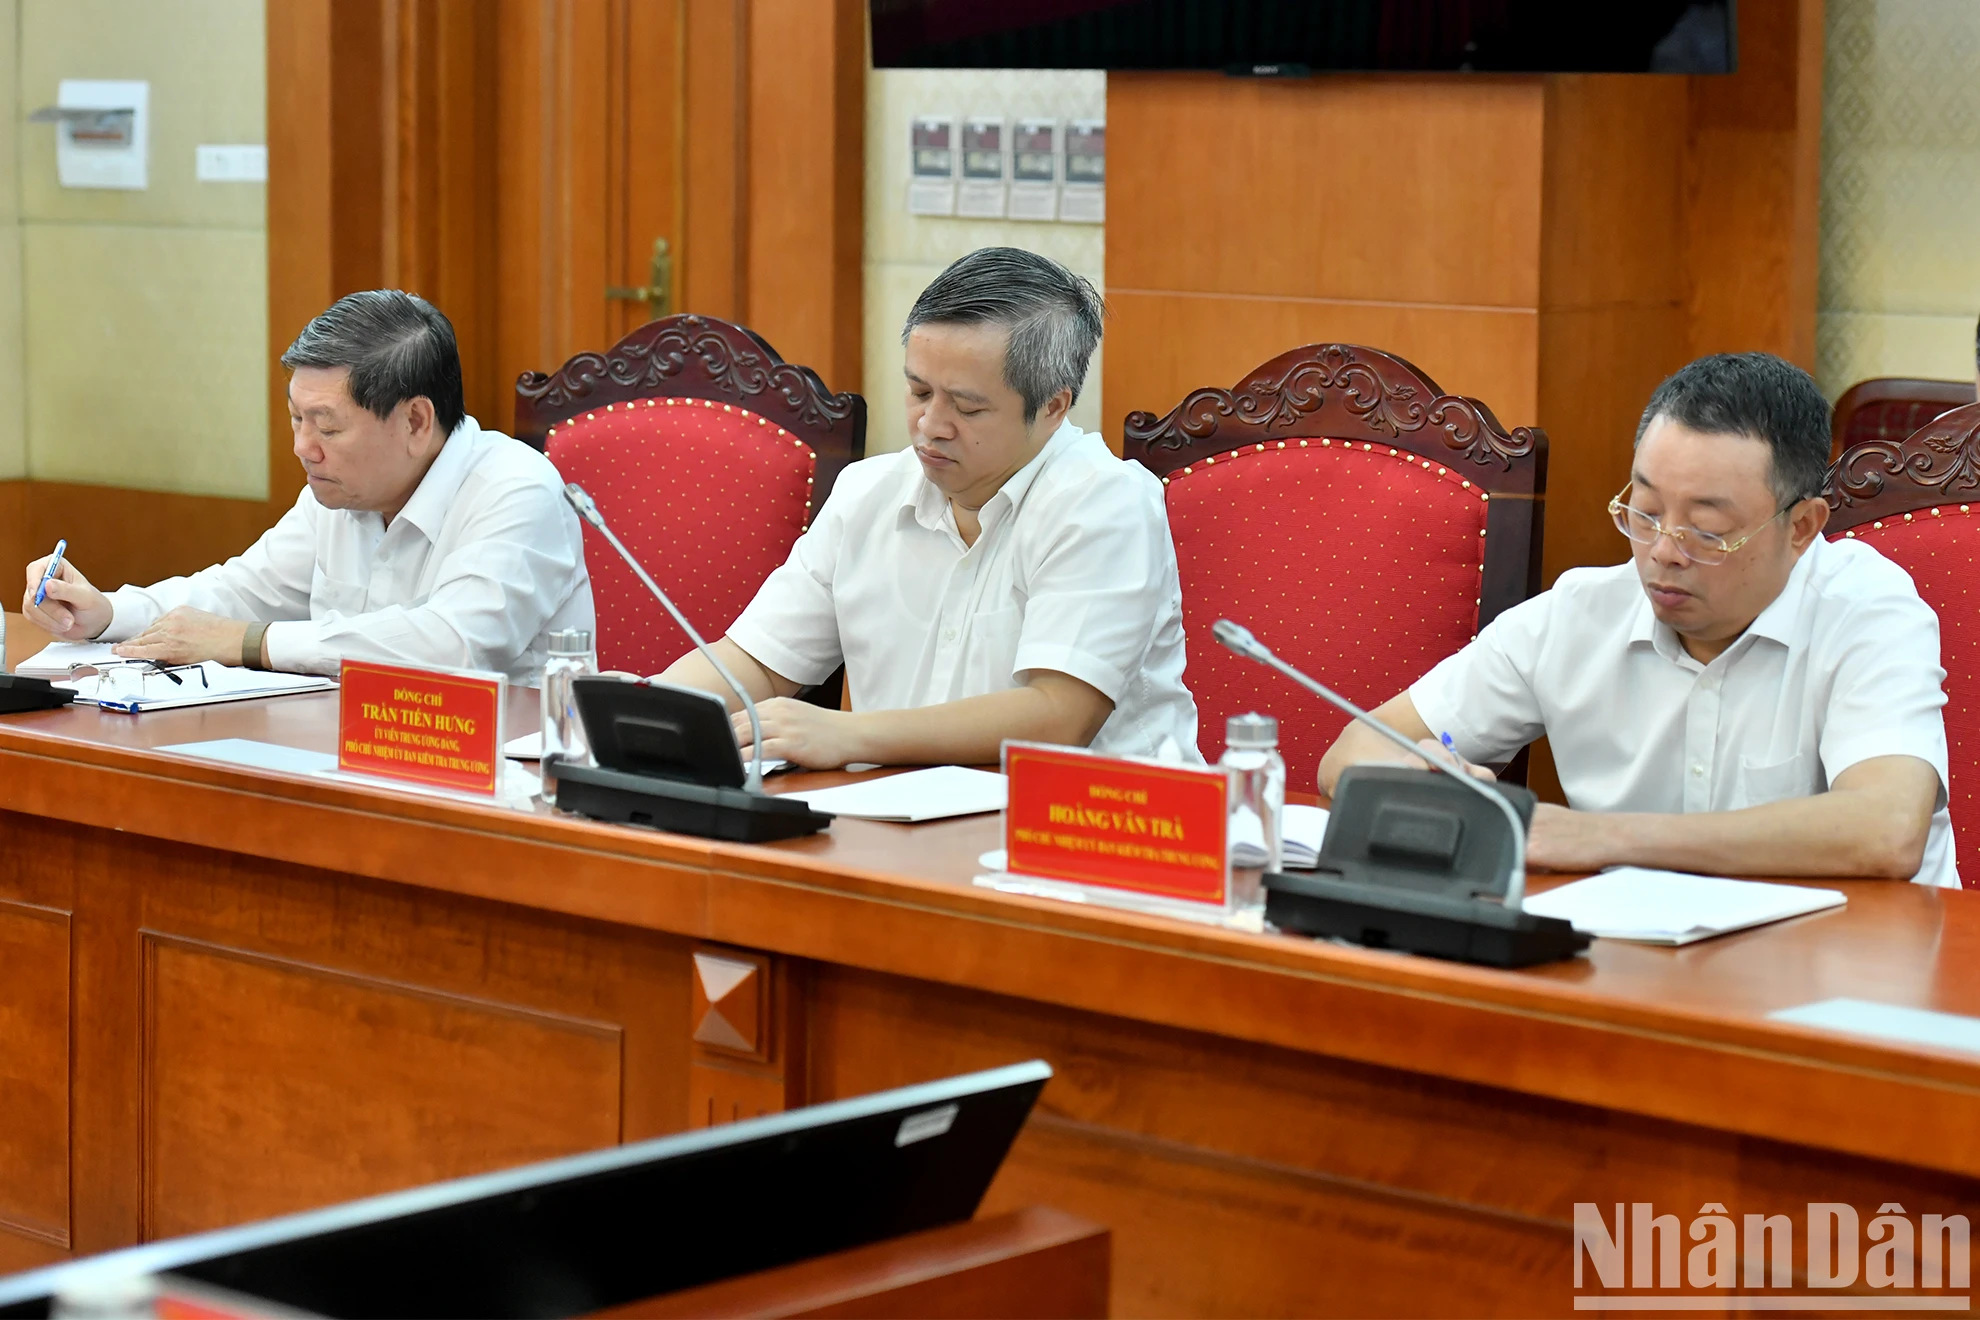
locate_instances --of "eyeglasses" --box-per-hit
[1607,483,1795,566]
[65,660,210,697]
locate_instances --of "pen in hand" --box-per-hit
[32,539,67,608]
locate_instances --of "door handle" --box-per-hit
[605,237,674,321]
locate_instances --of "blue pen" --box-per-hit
[1440,731,1458,761]
[32,539,67,607]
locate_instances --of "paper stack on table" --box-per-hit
[57,661,335,712]
[16,641,121,678]
[1231,803,1331,869]
[783,766,1006,822]
[1522,868,1845,945]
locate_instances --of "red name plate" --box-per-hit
[338,660,504,796]
[1004,741,1228,905]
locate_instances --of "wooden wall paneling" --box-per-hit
[18,486,279,609]
[1103,293,1540,454]
[802,963,1980,1318]
[1102,73,1547,451]
[388,0,503,426]
[269,0,343,514]
[1533,76,1688,581]
[1682,0,1825,366]
[140,934,623,1238]
[742,0,864,392]
[687,945,807,1129]
[1107,75,1546,305]
[0,480,28,600]
[0,900,72,1256]
[609,0,684,348]
[681,0,748,320]
[2,802,697,1250]
[494,0,615,418]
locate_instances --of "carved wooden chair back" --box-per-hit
[514,314,866,674]
[1124,344,1547,787]
[1826,400,1980,887]
[1830,376,1972,462]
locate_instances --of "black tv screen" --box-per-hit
[870,0,1735,74]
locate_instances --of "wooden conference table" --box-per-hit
[4,616,1980,1316]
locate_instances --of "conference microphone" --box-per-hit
[1212,618,1528,911]
[562,482,768,794]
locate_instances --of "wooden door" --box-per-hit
[265,0,861,475]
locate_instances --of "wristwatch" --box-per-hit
[241,621,269,670]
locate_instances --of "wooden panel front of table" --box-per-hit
[4,617,1979,1315]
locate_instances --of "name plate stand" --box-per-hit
[337,660,505,797]
[983,741,1231,923]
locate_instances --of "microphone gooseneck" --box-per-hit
[563,483,767,793]
[1212,617,1527,911]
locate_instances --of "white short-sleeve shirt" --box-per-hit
[1409,535,1957,887]
[101,416,595,684]
[725,420,1203,762]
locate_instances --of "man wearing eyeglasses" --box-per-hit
[1319,352,1955,887]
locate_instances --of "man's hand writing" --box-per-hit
[22,557,113,641]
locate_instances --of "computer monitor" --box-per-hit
[0,1061,1051,1320]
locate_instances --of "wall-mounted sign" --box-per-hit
[1061,118,1106,224]
[1009,117,1059,222]
[908,114,958,216]
[958,115,1008,218]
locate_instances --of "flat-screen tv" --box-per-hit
[870,1,1735,74]
[0,1062,1052,1320]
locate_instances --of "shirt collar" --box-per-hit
[391,415,481,540]
[1626,533,1826,663]
[903,419,1083,534]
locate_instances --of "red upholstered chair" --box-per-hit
[1124,344,1547,790]
[514,315,864,676]
[1825,400,1980,888]
[1830,377,1972,462]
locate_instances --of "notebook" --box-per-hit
[57,661,336,712]
[16,640,122,678]
[1231,803,1331,869]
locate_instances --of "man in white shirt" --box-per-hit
[659,246,1200,768]
[1319,352,1956,886]
[20,290,593,685]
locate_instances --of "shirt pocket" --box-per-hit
[961,605,1023,695]
[1734,754,1813,810]
[310,567,366,620]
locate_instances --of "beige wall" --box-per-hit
[16,0,266,497]
[0,0,22,481]
[862,69,1104,455]
[1817,0,1980,397]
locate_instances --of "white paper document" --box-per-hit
[503,729,788,777]
[163,737,540,807]
[1768,998,1980,1057]
[57,662,335,712]
[16,641,122,677]
[1522,868,1846,945]
[158,738,336,776]
[783,766,1006,822]
[1231,803,1331,869]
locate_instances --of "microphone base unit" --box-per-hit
[0,674,76,714]
[1263,869,1589,968]
[552,762,832,843]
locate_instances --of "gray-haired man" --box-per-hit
[20,290,593,683]
[660,247,1202,768]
